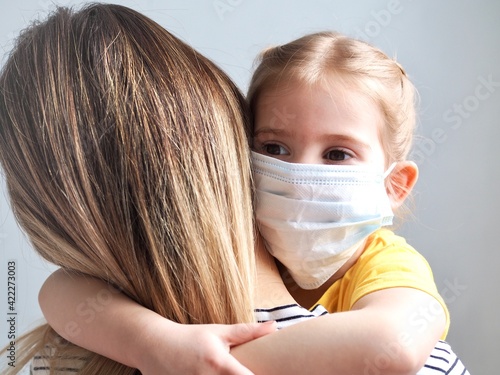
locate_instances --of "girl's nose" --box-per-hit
[290,150,323,165]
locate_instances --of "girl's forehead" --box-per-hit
[255,77,389,165]
[259,77,382,119]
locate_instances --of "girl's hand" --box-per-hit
[139,320,277,375]
[39,269,277,374]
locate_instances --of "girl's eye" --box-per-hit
[325,149,352,161]
[263,143,289,156]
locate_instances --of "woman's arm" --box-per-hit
[38,269,276,375]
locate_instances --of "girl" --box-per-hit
[244,31,457,374]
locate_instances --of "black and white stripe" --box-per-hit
[30,347,86,374]
[417,340,469,375]
[255,303,329,329]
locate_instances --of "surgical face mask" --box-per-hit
[252,151,395,290]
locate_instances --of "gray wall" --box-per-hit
[1,1,498,373]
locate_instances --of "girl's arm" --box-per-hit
[38,269,276,375]
[236,239,447,374]
[42,268,445,375]
[233,287,446,375]
[40,238,446,375]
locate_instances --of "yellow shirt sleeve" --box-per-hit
[316,229,450,339]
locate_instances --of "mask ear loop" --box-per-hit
[383,162,398,179]
[382,162,398,225]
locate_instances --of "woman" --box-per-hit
[0,3,264,374]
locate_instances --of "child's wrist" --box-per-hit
[131,310,179,372]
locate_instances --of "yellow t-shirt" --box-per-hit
[315,228,450,339]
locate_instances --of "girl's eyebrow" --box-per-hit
[322,134,373,152]
[253,127,290,137]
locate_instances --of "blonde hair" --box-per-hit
[247,31,417,164]
[0,3,255,374]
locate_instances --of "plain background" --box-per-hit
[1,1,499,373]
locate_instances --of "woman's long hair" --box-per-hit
[0,3,255,373]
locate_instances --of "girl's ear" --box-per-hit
[386,161,418,210]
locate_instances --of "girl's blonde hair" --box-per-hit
[247,31,417,164]
[0,3,255,374]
